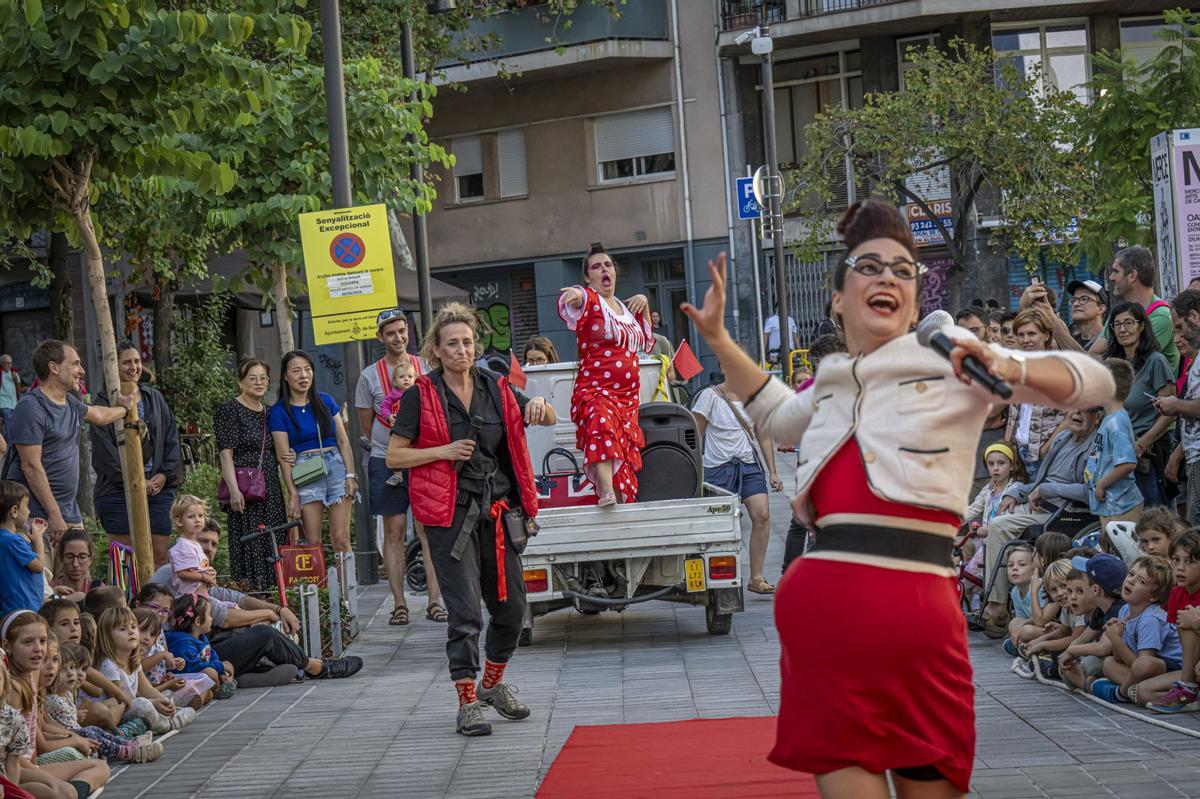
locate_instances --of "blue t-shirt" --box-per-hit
[1118,603,1183,664]
[268,392,340,452]
[1010,584,1048,619]
[0,529,42,617]
[1085,409,1143,516]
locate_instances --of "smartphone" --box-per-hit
[1030,276,1040,286]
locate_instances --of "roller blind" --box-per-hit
[497,129,527,197]
[451,135,482,176]
[594,107,675,163]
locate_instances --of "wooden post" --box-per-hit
[119,380,154,584]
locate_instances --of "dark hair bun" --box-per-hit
[836,199,917,259]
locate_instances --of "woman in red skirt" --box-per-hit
[683,200,1113,798]
[558,243,654,506]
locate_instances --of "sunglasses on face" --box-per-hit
[843,254,926,281]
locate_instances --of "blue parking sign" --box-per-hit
[736,177,761,220]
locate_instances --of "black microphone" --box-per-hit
[916,310,1013,399]
[454,415,486,473]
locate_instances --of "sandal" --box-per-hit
[389,605,410,626]
[748,576,775,595]
[426,601,448,623]
[596,492,617,508]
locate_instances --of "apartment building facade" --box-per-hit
[717,0,1198,349]
[423,0,731,371]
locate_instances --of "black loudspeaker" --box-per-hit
[637,402,703,501]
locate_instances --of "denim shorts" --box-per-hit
[705,459,768,500]
[296,449,349,508]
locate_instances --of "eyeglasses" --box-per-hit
[1070,296,1099,306]
[144,602,170,616]
[1112,319,1142,331]
[843,254,926,281]
[244,375,269,384]
[61,553,91,563]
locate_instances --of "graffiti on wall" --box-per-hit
[476,303,511,353]
[920,257,955,316]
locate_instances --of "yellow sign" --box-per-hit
[298,203,398,344]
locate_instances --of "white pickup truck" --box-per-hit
[518,361,745,641]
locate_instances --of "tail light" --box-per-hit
[708,556,737,581]
[523,568,549,593]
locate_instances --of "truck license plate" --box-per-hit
[685,558,706,593]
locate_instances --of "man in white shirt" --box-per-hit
[692,377,783,595]
[762,314,798,361]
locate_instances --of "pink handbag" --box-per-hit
[218,418,268,504]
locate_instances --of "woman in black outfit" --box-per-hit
[214,358,290,591]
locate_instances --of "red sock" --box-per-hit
[481,660,507,690]
[455,681,477,707]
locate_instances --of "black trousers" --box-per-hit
[426,501,526,681]
[782,515,810,573]
[211,625,308,676]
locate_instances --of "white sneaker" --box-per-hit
[167,706,197,731]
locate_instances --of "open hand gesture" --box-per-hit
[680,253,730,347]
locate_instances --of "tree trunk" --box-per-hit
[74,205,154,584]
[152,274,175,386]
[274,259,295,354]
[47,232,74,344]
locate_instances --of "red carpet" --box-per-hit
[536,716,819,798]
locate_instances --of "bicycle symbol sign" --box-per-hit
[329,233,366,269]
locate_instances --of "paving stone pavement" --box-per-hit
[102,470,1200,798]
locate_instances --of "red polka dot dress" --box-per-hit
[558,286,654,501]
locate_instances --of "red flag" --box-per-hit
[508,350,528,389]
[673,339,703,381]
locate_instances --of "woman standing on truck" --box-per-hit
[386,303,556,738]
[682,199,1113,799]
[558,243,655,506]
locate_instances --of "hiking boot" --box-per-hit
[317,656,364,679]
[477,682,530,721]
[1148,681,1200,714]
[456,702,492,736]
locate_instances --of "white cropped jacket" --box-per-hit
[744,328,1115,525]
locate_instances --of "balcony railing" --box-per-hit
[441,0,668,67]
[720,0,907,31]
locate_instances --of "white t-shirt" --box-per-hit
[98,658,139,701]
[692,388,757,469]
[763,315,798,352]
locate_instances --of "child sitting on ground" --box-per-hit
[93,606,195,734]
[164,594,237,701]
[1003,545,1037,651]
[135,607,212,708]
[1007,537,1070,655]
[0,481,46,618]
[35,630,97,763]
[0,659,35,799]
[1091,555,1182,704]
[43,637,161,763]
[1085,359,1144,528]
[1058,553,1129,690]
[1148,530,1200,712]
[380,360,417,487]
[1015,559,1081,677]
[168,495,218,597]
[1135,506,1184,558]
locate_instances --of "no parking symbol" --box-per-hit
[330,232,366,268]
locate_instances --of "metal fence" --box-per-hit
[762,250,841,347]
[720,0,907,30]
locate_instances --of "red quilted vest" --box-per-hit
[408,371,540,527]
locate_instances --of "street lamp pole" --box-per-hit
[401,20,434,332]
[321,0,378,585]
[754,25,792,383]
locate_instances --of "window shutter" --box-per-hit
[594,107,675,163]
[452,136,482,176]
[497,129,527,197]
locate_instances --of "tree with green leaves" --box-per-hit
[785,39,1088,308]
[1076,9,1200,272]
[0,0,309,579]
